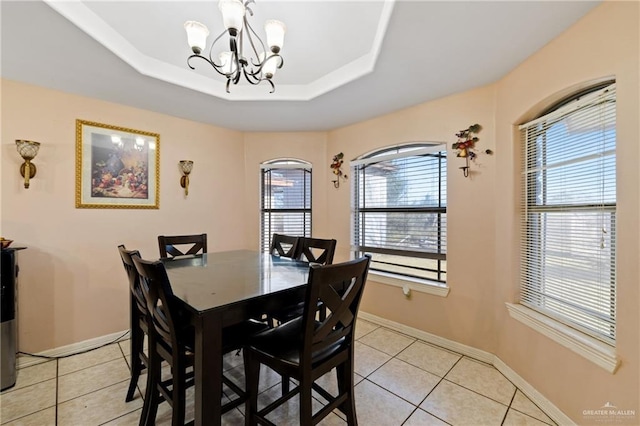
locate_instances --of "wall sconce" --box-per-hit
[179,160,193,196]
[16,140,41,189]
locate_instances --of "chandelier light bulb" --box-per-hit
[260,52,278,79]
[219,0,245,35]
[265,20,285,53]
[184,21,210,54]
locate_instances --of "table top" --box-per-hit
[162,250,310,314]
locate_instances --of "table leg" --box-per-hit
[193,311,223,426]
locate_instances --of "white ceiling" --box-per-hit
[0,0,600,132]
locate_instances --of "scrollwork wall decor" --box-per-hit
[452,123,493,177]
[330,152,348,188]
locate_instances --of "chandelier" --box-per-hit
[184,0,286,93]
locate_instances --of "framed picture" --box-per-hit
[75,119,160,209]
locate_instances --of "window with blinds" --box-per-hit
[520,82,616,345]
[260,160,312,252]
[352,144,447,282]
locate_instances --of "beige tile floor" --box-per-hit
[1,320,556,426]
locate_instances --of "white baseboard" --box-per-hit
[17,330,130,369]
[358,311,575,426]
[358,311,494,364]
[492,357,575,426]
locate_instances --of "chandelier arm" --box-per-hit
[239,67,276,93]
[208,29,229,67]
[225,78,231,93]
[242,67,262,85]
[244,0,255,17]
[244,16,267,68]
[232,51,243,85]
[245,53,283,78]
[186,54,231,78]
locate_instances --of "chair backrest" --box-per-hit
[131,255,182,352]
[300,255,371,366]
[296,237,337,265]
[269,233,299,258]
[157,234,207,258]
[118,245,148,316]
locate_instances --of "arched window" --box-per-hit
[260,159,312,252]
[519,82,616,344]
[351,144,447,283]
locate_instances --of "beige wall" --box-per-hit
[1,80,245,352]
[1,1,638,422]
[493,2,639,423]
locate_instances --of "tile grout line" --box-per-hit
[453,355,555,425]
[500,386,518,426]
[55,358,59,426]
[411,355,463,424]
[356,331,473,424]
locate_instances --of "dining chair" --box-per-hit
[268,237,337,328]
[268,233,299,259]
[117,245,149,404]
[264,233,301,329]
[243,255,371,426]
[295,237,337,265]
[132,254,269,426]
[157,233,207,258]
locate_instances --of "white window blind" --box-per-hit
[352,144,447,282]
[261,161,312,252]
[520,83,616,344]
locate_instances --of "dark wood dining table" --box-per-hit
[161,249,310,426]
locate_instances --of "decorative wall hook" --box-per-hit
[452,124,492,177]
[16,140,41,189]
[330,152,348,188]
[179,160,193,196]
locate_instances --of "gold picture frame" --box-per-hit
[75,119,160,209]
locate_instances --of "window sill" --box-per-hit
[505,303,619,373]
[368,271,450,297]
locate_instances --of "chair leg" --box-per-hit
[244,350,260,426]
[172,356,186,426]
[140,348,160,426]
[299,376,313,425]
[281,375,290,396]
[126,324,144,402]
[337,358,357,426]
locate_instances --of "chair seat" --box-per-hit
[269,300,325,326]
[248,317,345,369]
[223,319,271,351]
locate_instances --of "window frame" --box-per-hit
[351,143,448,290]
[516,82,617,354]
[260,159,312,252]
